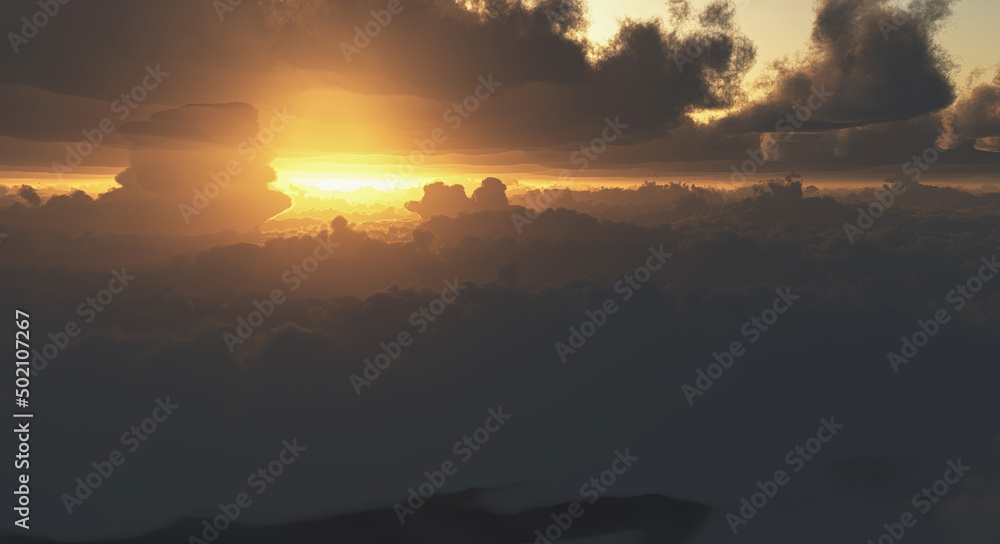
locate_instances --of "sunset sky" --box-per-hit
[2,0,999,217]
[3,2,1000,544]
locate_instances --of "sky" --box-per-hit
[0,0,998,215]
[2,2,1000,544]
[587,0,999,84]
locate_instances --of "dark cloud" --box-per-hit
[404,182,474,219]
[16,184,41,206]
[1,1,999,542]
[3,180,1000,542]
[0,0,757,155]
[946,67,1000,145]
[405,177,512,218]
[117,102,260,148]
[721,0,957,135]
[471,177,510,210]
[8,488,707,544]
[744,112,1000,167]
[0,103,290,236]
[0,0,993,173]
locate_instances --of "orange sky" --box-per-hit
[2,0,998,217]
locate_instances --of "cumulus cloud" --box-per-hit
[2,2,999,542]
[0,103,290,236]
[722,0,956,135]
[0,0,993,176]
[16,184,41,206]
[946,67,1000,150]
[0,0,758,160]
[405,177,512,218]
[5,180,1000,543]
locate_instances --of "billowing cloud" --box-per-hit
[0,0,757,160]
[946,67,1000,150]
[3,180,1000,542]
[722,0,957,134]
[405,177,511,218]
[0,103,290,235]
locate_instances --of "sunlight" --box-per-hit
[280,174,416,194]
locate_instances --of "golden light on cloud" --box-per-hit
[4,0,996,224]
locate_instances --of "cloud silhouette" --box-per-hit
[0,103,290,236]
[722,0,956,135]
